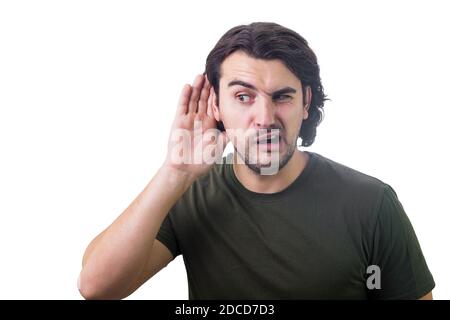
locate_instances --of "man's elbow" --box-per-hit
[77,272,125,300]
[78,273,103,300]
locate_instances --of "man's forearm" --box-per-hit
[79,164,195,298]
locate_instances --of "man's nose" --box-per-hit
[254,99,276,128]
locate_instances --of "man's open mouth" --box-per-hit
[256,135,281,144]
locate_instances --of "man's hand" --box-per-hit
[164,74,228,179]
[79,74,228,299]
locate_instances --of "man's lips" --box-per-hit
[256,134,281,144]
[256,136,281,152]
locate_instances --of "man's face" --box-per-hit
[212,51,310,174]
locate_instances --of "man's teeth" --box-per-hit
[257,136,280,144]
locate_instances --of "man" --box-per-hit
[78,22,435,299]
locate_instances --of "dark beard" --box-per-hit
[234,138,297,175]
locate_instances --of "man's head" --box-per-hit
[205,22,326,174]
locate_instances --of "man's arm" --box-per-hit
[419,292,433,300]
[78,165,195,300]
[369,185,435,300]
[78,74,227,299]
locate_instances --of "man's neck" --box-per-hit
[232,150,309,194]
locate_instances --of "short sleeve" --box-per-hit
[368,184,435,299]
[156,211,181,258]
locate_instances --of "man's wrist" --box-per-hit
[158,163,197,191]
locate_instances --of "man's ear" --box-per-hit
[303,86,312,120]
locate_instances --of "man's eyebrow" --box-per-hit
[227,80,297,96]
[271,87,297,96]
[228,80,257,90]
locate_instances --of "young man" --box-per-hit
[78,22,434,299]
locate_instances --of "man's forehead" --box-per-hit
[219,51,301,89]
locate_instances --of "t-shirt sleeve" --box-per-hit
[368,184,435,299]
[156,210,181,258]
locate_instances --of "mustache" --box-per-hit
[252,127,283,143]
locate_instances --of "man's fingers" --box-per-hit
[188,74,205,113]
[206,87,214,117]
[197,77,211,115]
[177,84,192,115]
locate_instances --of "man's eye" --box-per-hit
[237,94,251,103]
[274,94,293,102]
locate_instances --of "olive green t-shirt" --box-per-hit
[156,151,435,299]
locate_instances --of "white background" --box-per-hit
[0,0,449,299]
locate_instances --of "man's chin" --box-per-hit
[234,141,297,175]
[247,144,298,175]
[245,153,282,175]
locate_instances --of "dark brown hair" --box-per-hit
[205,22,327,147]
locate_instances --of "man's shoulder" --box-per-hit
[310,152,390,211]
[310,152,394,225]
[312,152,386,190]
